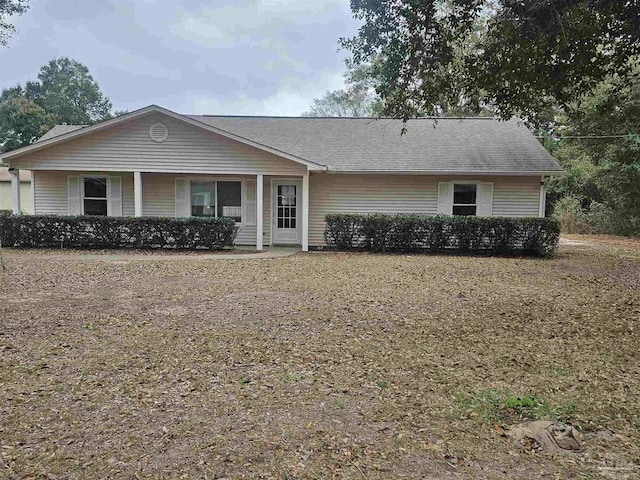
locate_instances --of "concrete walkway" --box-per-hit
[559,237,590,246]
[2,246,300,262]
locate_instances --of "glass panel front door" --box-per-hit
[277,185,297,229]
[272,181,301,244]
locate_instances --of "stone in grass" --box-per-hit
[506,421,582,454]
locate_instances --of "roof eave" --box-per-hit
[326,169,563,176]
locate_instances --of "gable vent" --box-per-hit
[149,122,169,143]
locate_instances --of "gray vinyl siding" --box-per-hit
[308,174,541,246]
[0,181,31,213]
[10,113,308,176]
[141,173,175,217]
[122,174,135,216]
[33,170,135,216]
[309,174,439,246]
[33,170,66,214]
[492,177,541,217]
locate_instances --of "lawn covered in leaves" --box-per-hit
[1,242,639,479]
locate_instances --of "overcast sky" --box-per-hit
[0,0,360,116]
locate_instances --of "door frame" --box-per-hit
[270,177,302,246]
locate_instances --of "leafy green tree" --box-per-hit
[0,0,28,46]
[303,88,378,117]
[28,58,113,124]
[0,57,113,152]
[0,89,52,151]
[547,68,640,234]
[342,0,640,121]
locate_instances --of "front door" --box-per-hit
[272,180,301,245]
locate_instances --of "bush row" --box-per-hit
[324,214,560,257]
[0,214,238,250]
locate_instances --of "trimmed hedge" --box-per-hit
[0,213,238,250]
[325,214,560,257]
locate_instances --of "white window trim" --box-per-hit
[451,181,480,216]
[81,175,109,216]
[182,177,245,226]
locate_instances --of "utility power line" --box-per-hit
[536,134,634,139]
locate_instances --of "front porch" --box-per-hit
[9,169,310,251]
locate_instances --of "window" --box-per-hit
[452,184,477,216]
[83,177,108,216]
[190,180,242,222]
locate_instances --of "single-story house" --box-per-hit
[0,105,562,251]
[0,168,31,213]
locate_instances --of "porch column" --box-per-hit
[134,171,143,217]
[302,172,309,251]
[256,174,263,251]
[539,176,547,218]
[9,168,21,215]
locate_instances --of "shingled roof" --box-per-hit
[37,124,85,142]
[25,106,561,174]
[189,116,561,173]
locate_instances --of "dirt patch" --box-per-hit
[1,243,639,478]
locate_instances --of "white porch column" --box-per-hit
[134,171,143,217]
[9,168,21,215]
[256,174,264,251]
[302,172,309,251]
[539,176,547,218]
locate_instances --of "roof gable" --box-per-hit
[5,111,312,176]
[1,105,325,171]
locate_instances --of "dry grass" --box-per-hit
[1,241,639,479]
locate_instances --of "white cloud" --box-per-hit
[184,70,346,116]
[49,24,184,81]
[170,0,350,49]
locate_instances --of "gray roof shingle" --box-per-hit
[189,116,561,173]
[37,125,85,142]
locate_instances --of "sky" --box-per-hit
[0,0,361,116]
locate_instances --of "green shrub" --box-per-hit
[584,201,640,236]
[324,213,560,257]
[552,196,588,234]
[324,213,361,250]
[0,214,238,250]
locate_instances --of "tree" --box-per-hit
[0,57,113,152]
[0,0,28,46]
[546,67,640,234]
[302,60,382,117]
[342,0,640,122]
[28,58,113,124]
[303,88,378,117]
[0,88,52,151]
